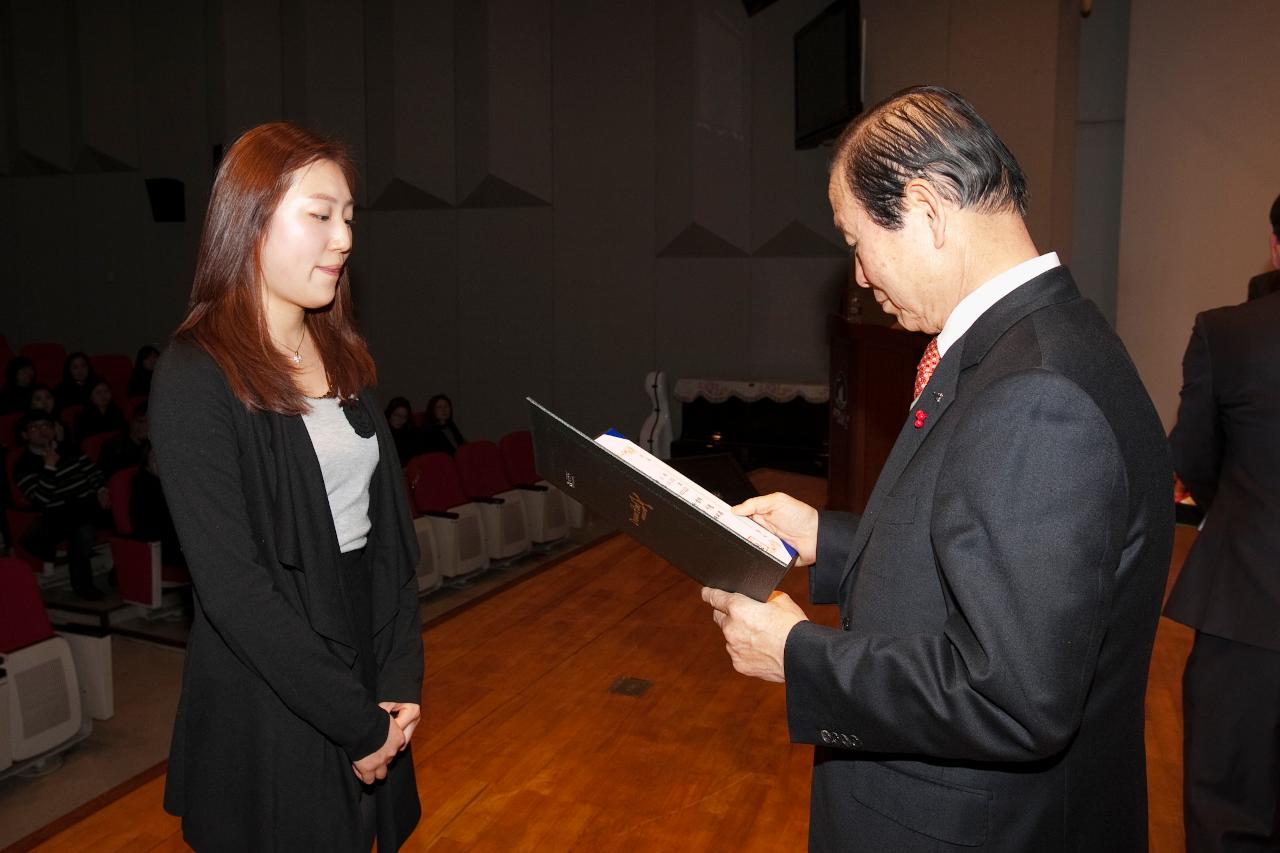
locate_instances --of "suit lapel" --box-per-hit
[837,343,961,589]
[835,266,1083,590]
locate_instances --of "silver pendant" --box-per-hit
[290,353,303,364]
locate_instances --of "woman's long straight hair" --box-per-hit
[174,122,376,415]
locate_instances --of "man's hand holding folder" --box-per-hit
[701,491,819,683]
[730,492,819,567]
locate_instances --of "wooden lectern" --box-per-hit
[827,316,930,513]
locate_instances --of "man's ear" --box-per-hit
[1270,231,1279,270]
[904,178,947,249]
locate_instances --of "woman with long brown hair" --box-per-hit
[150,122,423,851]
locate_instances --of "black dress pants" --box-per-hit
[1183,631,1280,852]
[21,500,100,592]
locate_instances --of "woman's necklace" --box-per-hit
[275,327,306,364]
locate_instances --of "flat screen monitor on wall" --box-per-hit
[794,0,862,149]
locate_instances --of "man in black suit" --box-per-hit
[702,86,1173,852]
[1164,286,1280,851]
[1245,194,1280,301]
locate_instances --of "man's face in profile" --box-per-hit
[828,173,947,334]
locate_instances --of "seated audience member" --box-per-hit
[29,384,70,447]
[14,410,109,600]
[422,393,466,456]
[55,351,100,410]
[100,401,149,475]
[128,345,159,398]
[75,380,127,442]
[130,442,184,567]
[385,396,424,467]
[0,355,36,415]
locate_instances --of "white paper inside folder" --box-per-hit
[593,432,796,566]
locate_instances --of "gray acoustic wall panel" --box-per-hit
[0,6,11,173]
[288,0,367,206]
[365,0,455,209]
[215,0,285,142]
[350,210,460,411]
[550,0,657,436]
[655,258,754,381]
[77,0,138,171]
[132,0,209,336]
[7,177,76,333]
[457,208,555,440]
[747,258,846,380]
[11,0,75,173]
[456,0,552,208]
[748,0,845,257]
[655,0,750,257]
[1069,0,1129,324]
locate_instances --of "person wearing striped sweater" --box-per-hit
[14,409,109,600]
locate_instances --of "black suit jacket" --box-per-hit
[784,268,1173,852]
[1247,269,1280,301]
[1164,291,1280,652]
[151,342,423,852]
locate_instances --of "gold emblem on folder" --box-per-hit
[628,493,652,526]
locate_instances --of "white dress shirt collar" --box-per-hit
[935,252,1061,359]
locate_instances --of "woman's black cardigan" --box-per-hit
[150,341,423,852]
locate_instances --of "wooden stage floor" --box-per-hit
[12,472,1195,852]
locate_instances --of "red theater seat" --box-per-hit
[19,342,67,388]
[90,353,132,400]
[106,467,189,609]
[498,430,570,543]
[404,452,489,580]
[0,556,55,653]
[79,432,112,464]
[0,412,21,450]
[454,441,532,560]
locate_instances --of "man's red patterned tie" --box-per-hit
[913,337,940,401]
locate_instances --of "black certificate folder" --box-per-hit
[526,398,796,601]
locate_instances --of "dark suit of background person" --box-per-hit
[1246,269,1280,301]
[1164,290,1280,852]
[150,342,423,852]
[1246,192,1280,302]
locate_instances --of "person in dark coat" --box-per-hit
[421,393,465,455]
[129,443,183,567]
[13,410,108,599]
[0,356,36,415]
[1164,289,1280,851]
[383,397,423,468]
[128,344,159,398]
[74,380,127,443]
[150,121,423,852]
[55,351,99,410]
[99,401,148,476]
[27,384,72,451]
